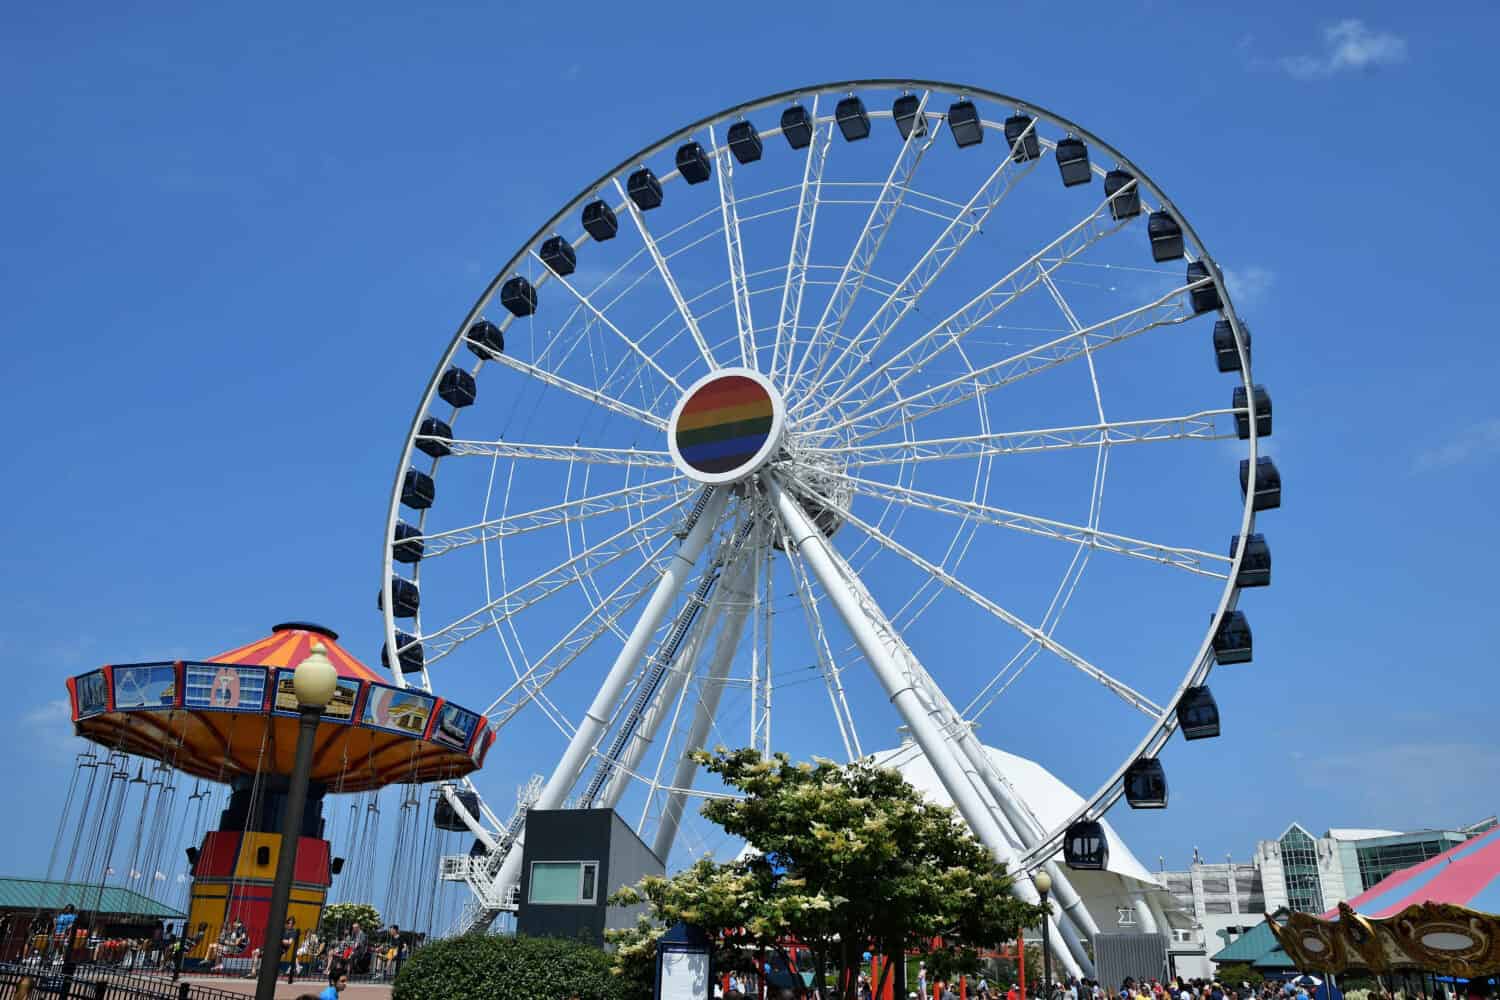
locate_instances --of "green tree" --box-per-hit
[611,748,1045,1000]
[1216,964,1264,989]
[319,902,381,939]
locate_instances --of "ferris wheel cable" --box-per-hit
[610,176,718,370]
[773,511,862,761]
[477,349,667,431]
[417,499,685,657]
[415,475,686,560]
[828,276,1207,446]
[772,99,829,382]
[526,252,686,394]
[828,409,1240,467]
[480,534,680,725]
[1038,270,1107,423]
[830,470,1230,578]
[792,125,1039,414]
[786,91,939,397]
[707,125,757,368]
[778,467,1165,718]
[807,189,1133,426]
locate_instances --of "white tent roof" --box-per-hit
[1325,828,1402,842]
[868,740,1162,889]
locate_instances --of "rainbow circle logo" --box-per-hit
[668,368,786,484]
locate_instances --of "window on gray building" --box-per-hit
[1356,839,1451,890]
[1280,827,1324,912]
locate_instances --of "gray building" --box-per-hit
[515,808,663,947]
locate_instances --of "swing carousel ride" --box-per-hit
[54,622,494,964]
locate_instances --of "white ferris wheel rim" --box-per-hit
[379,79,1265,880]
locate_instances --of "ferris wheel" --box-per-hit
[379,80,1276,962]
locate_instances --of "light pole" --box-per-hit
[1034,871,1053,1000]
[255,642,337,1000]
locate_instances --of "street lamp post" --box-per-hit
[1035,870,1053,1000]
[255,642,337,1000]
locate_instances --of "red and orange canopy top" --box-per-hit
[67,623,493,793]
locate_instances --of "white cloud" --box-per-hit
[24,698,72,726]
[1224,265,1275,308]
[23,698,81,764]
[1413,418,1500,471]
[1300,740,1500,826]
[1279,20,1408,79]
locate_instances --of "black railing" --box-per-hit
[0,963,250,1000]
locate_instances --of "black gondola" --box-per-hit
[947,99,983,148]
[627,167,663,210]
[781,105,813,149]
[1212,319,1249,373]
[1124,758,1168,809]
[466,318,505,360]
[1003,114,1040,161]
[1240,456,1282,511]
[401,468,435,510]
[836,96,871,141]
[1148,212,1184,262]
[1232,384,1273,439]
[434,789,481,831]
[380,631,425,675]
[1177,686,1220,740]
[1212,610,1253,665]
[438,367,476,408]
[1187,261,1222,314]
[894,94,929,140]
[676,142,712,184]
[1055,137,1090,186]
[1104,170,1141,220]
[582,199,618,242]
[501,275,537,317]
[380,576,420,619]
[392,521,424,564]
[1063,820,1109,870]
[540,235,576,276]
[415,416,452,458]
[1231,533,1271,588]
[728,122,763,164]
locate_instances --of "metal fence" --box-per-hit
[0,964,251,1000]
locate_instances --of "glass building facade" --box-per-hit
[1280,825,1325,912]
[1356,836,1462,890]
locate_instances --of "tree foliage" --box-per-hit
[611,748,1045,1000]
[1215,964,1264,989]
[319,902,381,938]
[392,933,628,1000]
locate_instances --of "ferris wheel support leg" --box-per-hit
[1132,894,1160,934]
[651,552,756,862]
[911,671,1104,954]
[766,473,1084,979]
[483,488,730,906]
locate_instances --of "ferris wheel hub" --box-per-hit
[667,367,787,485]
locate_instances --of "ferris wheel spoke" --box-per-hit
[528,250,686,393]
[833,471,1230,579]
[832,276,1205,444]
[795,144,1039,417]
[778,467,1164,718]
[481,351,669,430]
[483,532,679,728]
[707,124,756,368]
[611,176,718,370]
[415,476,687,559]
[441,439,674,467]
[824,409,1240,468]
[818,189,1133,427]
[786,92,939,396]
[772,97,830,381]
[421,500,686,665]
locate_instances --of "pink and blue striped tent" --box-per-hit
[1323,825,1500,919]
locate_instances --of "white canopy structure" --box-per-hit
[871,736,1190,963]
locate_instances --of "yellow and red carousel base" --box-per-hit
[183,828,331,965]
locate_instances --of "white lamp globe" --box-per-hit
[1033,870,1052,895]
[293,642,339,708]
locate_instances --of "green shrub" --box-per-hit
[393,933,633,1000]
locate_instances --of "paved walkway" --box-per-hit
[176,977,393,999]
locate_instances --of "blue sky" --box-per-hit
[3,0,1499,906]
